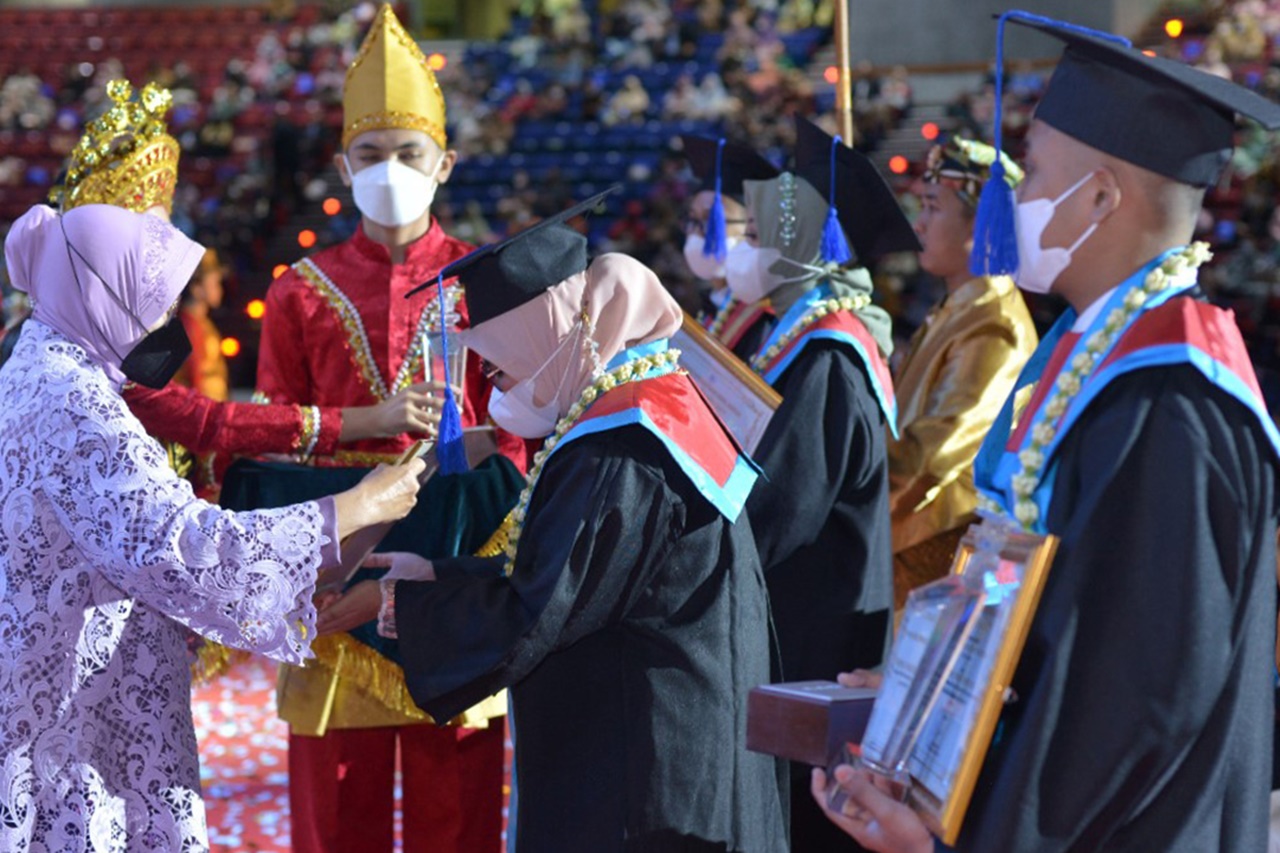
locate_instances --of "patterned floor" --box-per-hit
[193,657,512,852]
[193,657,294,852]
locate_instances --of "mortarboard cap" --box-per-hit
[970,11,1280,277]
[680,135,780,199]
[406,187,619,325]
[1018,14,1280,186]
[793,116,920,264]
[681,136,779,263]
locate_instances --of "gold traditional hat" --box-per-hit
[343,3,447,150]
[49,79,180,214]
[922,138,1023,207]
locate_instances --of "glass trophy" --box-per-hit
[828,514,1058,846]
[831,570,987,811]
[421,284,467,399]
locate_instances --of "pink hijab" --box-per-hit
[4,204,204,385]
[460,252,683,418]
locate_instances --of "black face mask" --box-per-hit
[119,314,192,388]
[59,215,193,388]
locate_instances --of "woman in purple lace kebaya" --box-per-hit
[0,203,424,852]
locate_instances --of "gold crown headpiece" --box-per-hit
[342,3,447,150]
[49,79,181,214]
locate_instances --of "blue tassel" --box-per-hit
[433,271,469,475]
[821,204,853,265]
[702,138,729,262]
[968,158,1019,276]
[821,135,852,264]
[963,11,1127,278]
[435,384,469,475]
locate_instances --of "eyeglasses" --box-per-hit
[479,358,503,381]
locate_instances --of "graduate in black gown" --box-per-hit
[317,191,787,853]
[813,13,1280,853]
[724,117,920,851]
[680,135,780,361]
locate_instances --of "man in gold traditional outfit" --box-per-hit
[888,138,1038,606]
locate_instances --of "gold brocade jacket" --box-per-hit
[888,275,1038,556]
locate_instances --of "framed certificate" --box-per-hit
[671,313,781,454]
[855,518,1058,845]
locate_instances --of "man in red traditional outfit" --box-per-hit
[37,76,447,497]
[253,5,520,851]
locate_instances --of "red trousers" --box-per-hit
[288,723,505,853]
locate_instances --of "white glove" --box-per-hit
[362,551,436,582]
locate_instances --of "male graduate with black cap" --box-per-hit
[317,190,787,853]
[728,115,920,852]
[680,135,781,359]
[814,11,1280,853]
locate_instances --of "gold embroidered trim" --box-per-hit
[475,511,516,558]
[321,449,406,467]
[190,641,246,685]
[343,112,446,151]
[165,440,194,479]
[297,405,321,457]
[293,258,434,401]
[305,633,431,721]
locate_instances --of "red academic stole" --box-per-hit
[555,371,758,520]
[1010,296,1280,456]
[757,308,897,429]
[715,301,775,352]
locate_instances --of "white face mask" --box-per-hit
[683,233,739,281]
[487,325,582,439]
[724,242,786,304]
[345,155,442,228]
[1013,171,1100,295]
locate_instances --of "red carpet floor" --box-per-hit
[193,656,512,852]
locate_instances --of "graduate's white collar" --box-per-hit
[1071,285,1117,332]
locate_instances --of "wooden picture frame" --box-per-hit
[855,520,1058,845]
[670,313,781,454]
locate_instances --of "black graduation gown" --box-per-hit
[958,365,1278,852]
[747,339,895,852]
[394,426,787,853]
[748,339,895,684]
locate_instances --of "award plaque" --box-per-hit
[670,313,781,454]
[844,516,1058,845]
